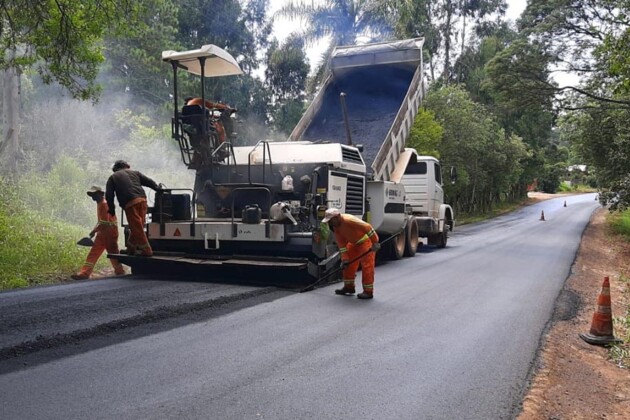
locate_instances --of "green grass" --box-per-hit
[0,179,101,290]
[557,181,573,192]
[457,198,529,225]
[609,209,630,240]
[609,273,630,368]
[558,181,597,193]
[606,215,630,367]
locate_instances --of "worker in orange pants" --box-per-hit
[124,197,152,256]
[322,208,380,299]
[106,160,161,257]
[72,186,125,280]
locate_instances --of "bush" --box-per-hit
[558,181,572,192]
[0,178,89,289]
[609,209,630,240]
[17,155,98,228]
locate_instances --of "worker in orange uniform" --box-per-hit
[322,208,380,299]
[185,97,237,143]
[106,160,161,257]
[71,186,125,280]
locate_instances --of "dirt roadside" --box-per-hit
[518,194,630,419]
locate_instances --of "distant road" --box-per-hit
[0,194,599,419]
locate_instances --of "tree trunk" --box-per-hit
[443,0,453,85]
[1,50,21,175]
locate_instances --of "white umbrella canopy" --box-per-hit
[162,44,243,77]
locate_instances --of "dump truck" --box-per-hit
[111,38,454,286]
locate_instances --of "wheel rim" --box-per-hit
[405,220,418,257]
[394,232,405,257]
[408,222,418,249]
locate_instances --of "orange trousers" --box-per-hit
[342,241,375,293]
[78,229,124,276]
[125,200,153,256]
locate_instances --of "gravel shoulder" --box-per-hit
[518,198,630,419]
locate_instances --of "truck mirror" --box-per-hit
[450,166,458,184]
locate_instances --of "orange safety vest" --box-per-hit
[333,214,379,258]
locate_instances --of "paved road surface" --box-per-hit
[0,194,599,419]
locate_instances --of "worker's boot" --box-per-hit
[357,291,373,300]
[123,246,136,255]
[335,287,355,296]
[71,273,89,280]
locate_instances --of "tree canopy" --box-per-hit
[1,0,140,100]
[3,0,630,212]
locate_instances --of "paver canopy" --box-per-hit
[162,44,243,77]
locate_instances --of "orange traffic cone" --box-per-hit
[539,210,545,221]
[579,276,623,346]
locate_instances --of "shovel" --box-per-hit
[76,236,94,247]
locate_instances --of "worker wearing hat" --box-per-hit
[322,208,380,299]
[184,97,237,166]
[106,160,161,257]
[71,186,125,280]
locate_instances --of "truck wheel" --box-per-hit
[386,231,405,260]
[404,217,418,257]
[435,229,448,248]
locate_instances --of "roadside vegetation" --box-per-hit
[0,178,88,289]
[609,210,630,240]
[610,270,630,369]
[606,209,630,368]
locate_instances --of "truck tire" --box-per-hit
[435,229,447,248]
[404,217,418,257]
[386,231,405,260]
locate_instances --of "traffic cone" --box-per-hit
[539,210,545,221]
[563,200,567,207]
[579,277,623,346]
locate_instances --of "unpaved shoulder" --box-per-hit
[519,208,630,419]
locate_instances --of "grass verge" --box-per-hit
[458,196,533,225]
[607,210,630,368]
[609,209,630,240]
[0,179,101,290]
[610,272,630,368]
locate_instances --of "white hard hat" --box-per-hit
[322,208,341,223]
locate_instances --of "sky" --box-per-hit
[269,0,529,71]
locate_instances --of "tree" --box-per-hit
[0,0,141,173]
[103,0,181,112]
[275,0,392,90]
[0,0,139,100]
[393,0,442,82]
[393,0,507,85]
[174,0,273,131]
[407,108,443,157]
[460,31,558,199]
[265,36,310,135]
[424,85,529,213]
[177,0,271,74]
[511,0,630,109]
[511,1,630,207]
[562,107,630,210]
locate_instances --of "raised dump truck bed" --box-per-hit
[290,38,425,181]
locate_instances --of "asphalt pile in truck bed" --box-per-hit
[301,65,415,172]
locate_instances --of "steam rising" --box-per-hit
[18,91,194,228]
